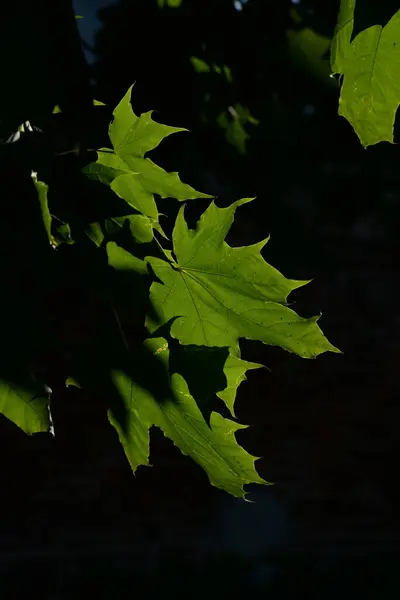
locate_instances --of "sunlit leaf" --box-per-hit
[331,0,400,146]
[109,337,266,498]
[84,85,212,204]
[217,353,262,418]
[147,198,340,358]
[0,377,50,434]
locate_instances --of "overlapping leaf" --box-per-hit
[146,198,340,358]
[83,85,211,239]
[76,89,340,498]
[31,172,74,247]
[0,378,50,434]
[109,337,266,499]
[331,0,400,147]
[217,353,262,418]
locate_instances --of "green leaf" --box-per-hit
[109,87,186,158]
[83,86,211,248]
[0,378,50,434]
[217,353,262,418]
[85,221,104,247]
[111,173,158,219]
[331,0,356,74]
[109,337,266,498]
[66,376,82,388]
[84,86,212,203]
[190,56,211,73]
[331,1,400,146]
[31,172,57,248]
[54,221,74,245]
[147,198,340,358]
[86,213,165,248]
[83,149,127,185]
[125,215,154,243]
[31,173,74,247]
[107,241,148,276]
[108,214,163,244]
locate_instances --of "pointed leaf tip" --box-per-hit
[148,198,339,359]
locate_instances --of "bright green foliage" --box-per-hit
[0,83,339,499]
[217,353,262,418]
[331,0,400,147]
[0,378,50,434]
[100,164,338,495]
[83,85,211,244]
[146,198,340,358]
[109,337,266,499]
[85,85,210,202]
[107,240,147,276]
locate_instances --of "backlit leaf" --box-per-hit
[331,0,400,146]
[0,378,50,434]
[147,198,340,358]
[109,337,266,499]
[84,85,212,203]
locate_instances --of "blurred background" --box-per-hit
[1,0,400,597]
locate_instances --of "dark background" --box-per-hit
[0,0,400,597]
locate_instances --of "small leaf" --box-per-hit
[66,376,82,388]
[107,241,148,276]
[111,173,158,219]
[0,377,50,434]
[126,215,154,243]
[53,99,106,115]
[108,214,155,244]
[109,86,187,158]
[190,56,211,73]
[82,149,127,185]
[85,221,104,247]
[218,353,263,418]
[55,222,74,245]
[31,172,57,248]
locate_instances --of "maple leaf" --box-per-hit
[331,0,400,147]
[108,336,267,499]
[83,85,211,211]
[0,376,50,434]
[146,198,340,358]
